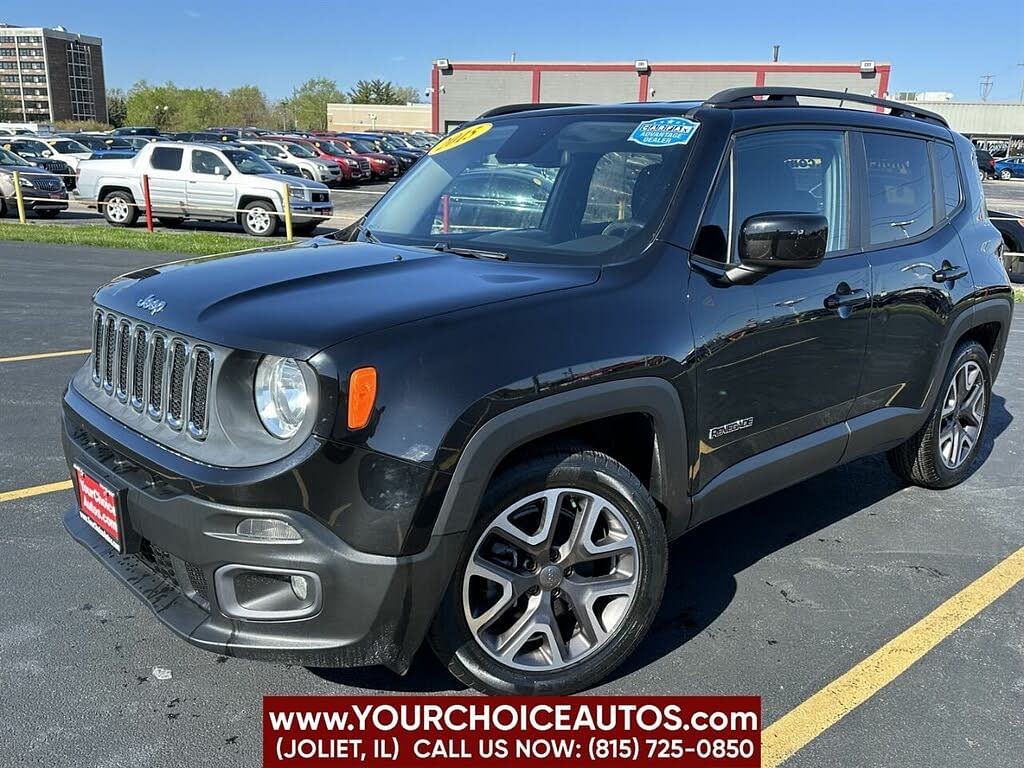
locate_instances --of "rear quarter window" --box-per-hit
[150,146,183,171]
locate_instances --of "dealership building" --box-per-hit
[429,59,891,132]
[0,22,106,123]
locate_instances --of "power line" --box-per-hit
[980,74,994,101]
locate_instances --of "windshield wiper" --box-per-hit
[433,242,508,261]
[352,221,380,243]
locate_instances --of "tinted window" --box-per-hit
[732,130,849,255]
[693,156,731,263]
[582,151,663,225]
[191,149,225,175]
[934,143,960,217]
[864,133,934,244]
[150,146,183,171]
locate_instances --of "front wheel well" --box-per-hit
[492,412,664,519]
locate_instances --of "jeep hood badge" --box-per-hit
[136,294,166,316]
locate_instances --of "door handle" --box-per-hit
[824,287,870,311]
[932,265,968,283]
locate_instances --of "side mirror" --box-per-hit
[739,213,827,270]
[215,166,230,177]
[41,150,53,157]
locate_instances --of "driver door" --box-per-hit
[185,148,235,218]
[690,128,870,492]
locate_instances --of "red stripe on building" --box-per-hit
[430,65,440,133]
[531,69,541,103]
[638,72,649,102]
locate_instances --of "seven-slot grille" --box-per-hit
[91,308,213,440]
[357,158,371,174]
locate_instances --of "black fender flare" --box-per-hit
[429,376,691,541]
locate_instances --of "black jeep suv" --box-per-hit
[62,88,1013,695]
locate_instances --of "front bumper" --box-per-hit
[61,389,460,673]
[290,201,333,225]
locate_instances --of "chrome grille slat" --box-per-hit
[92,310,103,383]
[89,308,214,444]
[131,326,147,411]
[148,334,166,420]
[166,340,188,429]
[116,320,131,402]
[102,316,116,392]
[188,348,212,439]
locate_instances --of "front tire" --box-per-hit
[34,208,60,219]
[102,190,138,227]
[240,200,279,237]
[888,341,991,489]
[429,449,667,695]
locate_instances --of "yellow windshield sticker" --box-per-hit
[429,123,493,155]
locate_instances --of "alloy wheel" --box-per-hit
[939,360,986,469]
[106,198,129,223]
[246,207,272,234]
[463,488,640,671]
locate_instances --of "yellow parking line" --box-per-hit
[762,545,1024,766]
[0,479,73,503]
[0,349,89,364]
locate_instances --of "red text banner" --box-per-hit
[263,695,761,767]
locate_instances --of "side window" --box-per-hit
[191,150,224,175]
[582,152,662,224]
[732,130,849,255]
[933,142,961,218]
[863,133,934,244]
[693,155,731,263]
[150,146,183,172]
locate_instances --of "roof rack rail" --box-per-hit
[702,87,949,128]
[477,103,584,119]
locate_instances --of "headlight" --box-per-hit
[254,356,309,439]
[345,159,358,168]
[288,186,307,200]
[19,176,34,187]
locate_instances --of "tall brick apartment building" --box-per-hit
[0,23,106,123]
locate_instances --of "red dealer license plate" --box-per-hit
[74,464,123,552]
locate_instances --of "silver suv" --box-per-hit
[243,140,345,185]
[0,146,67,218]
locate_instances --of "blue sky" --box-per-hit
[17,0,1024,101]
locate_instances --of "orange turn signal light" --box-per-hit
[347,367,377,430]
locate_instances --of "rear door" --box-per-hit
[852,131,973,420]
[185,148,236,217]
[690,127,871,488]
[145,145,187,213]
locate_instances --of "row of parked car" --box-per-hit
[0,124,442,234]
[974,147,1024,180]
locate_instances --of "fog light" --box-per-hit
[235,518,301,541]
[291,574,309,601]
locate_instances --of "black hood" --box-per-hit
[93,239,600,359]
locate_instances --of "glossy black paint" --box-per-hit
[63,99,1014,669]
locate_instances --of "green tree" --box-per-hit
[348,79,414,105]
[106,88,128,127]
[224,85,270,127]
[284,78,345,130]
[125,81,180,128]
[393,85,422,105]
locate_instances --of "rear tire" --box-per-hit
[102,190,139,227]
[1000,169,1013,180]
[887,341,991,489]
[429,449,667,695]
[240,200,279,237]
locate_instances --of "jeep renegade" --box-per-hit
[62,88,1014,694]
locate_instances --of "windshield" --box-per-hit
[49,139,89,153]
[361,113,695,264]
[222,149,276,175]
[0,148,25,166]
[245,143,272,158]
[318,140,352,156]
[344,138,375,153]
[285,141,315,158]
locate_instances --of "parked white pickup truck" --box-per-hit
[74,142,333,236]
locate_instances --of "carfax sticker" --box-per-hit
[429,122,493,155]
[628,117,699,147]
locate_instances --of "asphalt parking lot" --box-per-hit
[0,230,1021,764]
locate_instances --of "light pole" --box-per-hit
[154,104,170,129]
